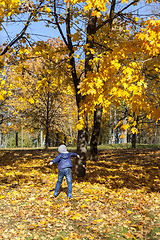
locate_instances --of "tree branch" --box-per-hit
[65,2,79,101]
[54,0,68,47]
[95,0,139,32]
[1,14,32,55]
[109,0,116,29]
[0,1,44,55]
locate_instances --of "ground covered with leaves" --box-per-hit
[0,148,160,240]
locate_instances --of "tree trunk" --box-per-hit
[16,131,18,148]
[90,106,103,161]
[45,127,50,148]
[75,125,88,177]
[0,128,1,148]
[109,110,112,144]
[132,134,136,148]
[41,124,43,148]
[132,115,139,148]
[112,110,116,144]
[45,92,50,149]
[121,118,127,144]
[4,134,7,149]
[85,12,98,161]
[21,126,23,149]
[55,132,60,147]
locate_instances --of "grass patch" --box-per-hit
[97,143,160,150]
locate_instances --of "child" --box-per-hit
[49,144,80,198]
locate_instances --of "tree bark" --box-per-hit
[45,92,50,149]
[132,133,136,148]
[75,125,88,177]
[16,131,18,148]
[132,115,139,148]
[41,124,43,148]
[90,106,103,161]
[86,12,98,161]
[45,127,50,148]
[121,118,128,144]
[109,109,113,144]
[0,128,1,148]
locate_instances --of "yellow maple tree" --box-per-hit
[5,39,78,147]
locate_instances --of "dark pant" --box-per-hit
[54,168,72,197]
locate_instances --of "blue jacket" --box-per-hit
[51,152,77,170]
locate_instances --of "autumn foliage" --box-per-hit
[79,18,160,126]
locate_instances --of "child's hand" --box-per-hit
[49,162,53,165]
[77,155,80,158]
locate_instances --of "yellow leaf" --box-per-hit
[45,7,51,13]
[94,219,103,223]
[133,121,137,126]
[46,201,52,206]
[120,132,126,139]
[77,123,83,130]
[1,80,5,85]
[131,127,138,134]
[127,210,132,214]
[71,213,82,220]
[123,232,134,239]
[80,204,88,208]
[29,98,34,104]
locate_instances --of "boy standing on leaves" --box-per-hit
[49,144,80,198]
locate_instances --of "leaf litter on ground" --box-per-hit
[0,148,160,239]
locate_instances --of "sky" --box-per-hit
[0,1,159,46]
[0,20,61,45]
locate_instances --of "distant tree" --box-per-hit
[6,40,77,148]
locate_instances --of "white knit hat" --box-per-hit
[58,145,68,153]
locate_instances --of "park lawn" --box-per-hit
[0,147,160,240]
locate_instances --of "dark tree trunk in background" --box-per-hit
[132,134,136,148]
[55,132,60,146]
[45,92,50,149]
[132,115,139,149]
[16,131,18,148]
[90,106,103,161]
[45,127,50,148]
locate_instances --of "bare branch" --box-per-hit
[54,0,68,47]
[95,0,139,32]
[0,0,44,55]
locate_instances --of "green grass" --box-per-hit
[0,143,160,152]
[97,143,160,150]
